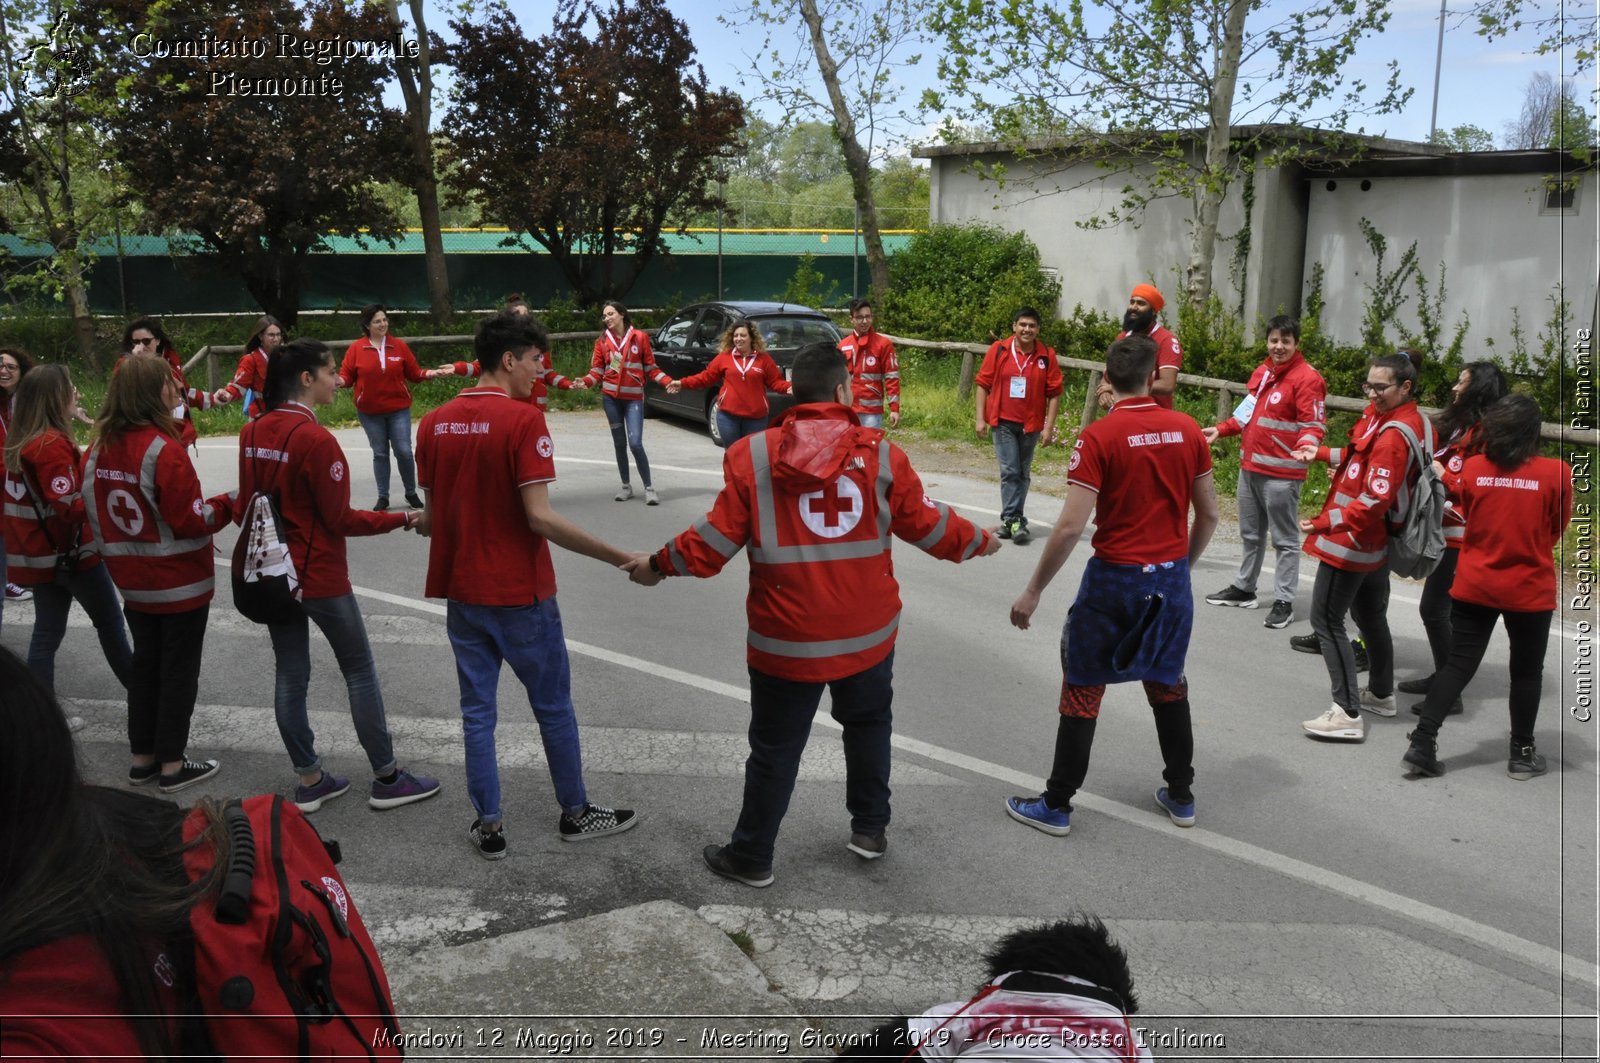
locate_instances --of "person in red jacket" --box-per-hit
[1096,284,1183,410]
[1007,336,1218,837]
[1295,353,1432,742]
[241,339,442,814]
[436,297,585,409]
[210,314,284,420]
[1402,395,1572,780]
[974,306,1064,544]
[1397,361,1507,710]
[121,317,213,448]
[338,304,447,512]
[837,297,899,428]
[1,345,37,613]
[627,344,999,886]
[667,318,792,447]
[1202,315,1327,629]
[2,364,133,697]
[84,356,233,793]
[580,300,672,504]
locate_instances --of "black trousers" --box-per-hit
[125,604,210,763]
[1309,561,1392,713]
[1417,547,1459,675]
[1414,599,1552,745]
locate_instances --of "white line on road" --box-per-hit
[336,576,1597,989]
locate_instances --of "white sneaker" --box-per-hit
[614,484,633,502]
[1302,703,1364,741]
[644,486,659,506]
[66,715,86,733]
[1359,687,1397,717]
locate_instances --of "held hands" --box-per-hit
[623,553,662,586]
[665,381,682,395]
[1010,588,1041,630]
[980,529,1002,556]
[1298,518,1315,533]
[212,388,233,405]
[1201,426,1219,444]
[569,379,588,390]
[404,509,432,537]
[433,362,457,373]
[1290,443,1319,463]
[1095,382,1114,410]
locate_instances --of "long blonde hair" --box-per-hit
[719,319,769,356]
[3,364,75,475]
[95,355,179,447]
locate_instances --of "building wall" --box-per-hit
[1303,170,1597,354]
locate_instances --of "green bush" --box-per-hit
[878,224,1062,343]
[1045,303,1120,362]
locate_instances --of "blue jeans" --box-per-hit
[27,563,133,691]
[716,409,768,448]
[357,409,416,499]
[447,598,587,826]
[268,593,397,777]
[601,395,651,487]
[991,420,1038,526]
[728,651,895,867]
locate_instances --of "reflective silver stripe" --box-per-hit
[610,386,645,399]
[1314,538,1385,565]
[1253,454,1308,470]
[5,553,54,569]
[98,537,210,558]
[666,543,689,575]
[83,448,104,549]
[747,434,893,566]
[2,502,34,520]
[960,531,984,560]
[1298,421,1326,432]
[1326,507,1343,527]
[910,501,952,551]
[1255,416,1300,431]
[121,577,214,604]
[1326,448,1344,465]
[884,371,900,379]
[748,614,900,659]
[1331,491,1356,506]
[57,491,81,504]
[855,396,884,409]
[692,516,740,559]
[87,436,210,558]
[1444,525,1465,541]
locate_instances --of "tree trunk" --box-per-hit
[387,0,451,319]
[797,0,890,296]
[63,262,99,370]
[1185,0,1249,310]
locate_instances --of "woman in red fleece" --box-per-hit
[338,304,448,511]
[1402,394,1572,780]
[210,314,284,420]
[668,319,791,447]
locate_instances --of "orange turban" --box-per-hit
[1130,284,1164,314]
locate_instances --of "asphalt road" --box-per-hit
[7,407,1594,1060]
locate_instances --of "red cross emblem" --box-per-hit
[106,487,145,537]
[799,476,863,538]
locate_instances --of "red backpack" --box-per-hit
[181,795,405,1059]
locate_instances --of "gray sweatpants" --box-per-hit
[1233,468,1303,604]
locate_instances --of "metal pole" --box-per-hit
[716,175,724,300]
[852,203,860,299]
[1428,0,1447,141]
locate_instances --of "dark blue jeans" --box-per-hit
[728,651,895,867]
[716,408,768,449]
[27,563,133,692]
[357,408,416,498]
[601,395,652,487]
[991,420,1039,526]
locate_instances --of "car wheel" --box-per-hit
[706,395,724,447]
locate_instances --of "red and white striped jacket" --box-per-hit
[216,348,270,419]
[1211,350,1326,481]
[582,327,670,400]
[447,351,574,409]
[3,429,101,586]
[653,404,992,681]
[837,329,899,417]
[1303,400,1430,573]
[1434,422,1479,547]
[83,426,234,613]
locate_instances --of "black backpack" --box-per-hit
[232,420,309,624]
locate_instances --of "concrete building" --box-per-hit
[915,127,1597,349]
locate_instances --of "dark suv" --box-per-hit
[644,301,843,445]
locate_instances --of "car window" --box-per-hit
[693,309,730,348]
[656,310,699,351]
[755,316,843,351]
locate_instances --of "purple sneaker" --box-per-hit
[294,771,351,813]
[369,768,441,810]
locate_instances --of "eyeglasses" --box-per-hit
[132,336,159,346]
[0,363,18,373]
[1360,381,1397,395]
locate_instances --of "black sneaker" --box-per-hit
[404,492,424,510]
[373,496,389,512]
[469,819,507,860]
[1262,600,1293,629]
[1409,697,1463,717]
[702,844,773,887]
[1397,674,1433,695]
[996,522,1013,540]
[1289,633,1321,654]
[1011,521,1032,545]
[1206,585,1257,608]
[1507,742,1548,781]
[847,832,887,860]
[558,803,638,841]
[158,758,220,793]
[128,763,160,786]
[1401,731,1444,777]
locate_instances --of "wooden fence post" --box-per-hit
[957,349,975,402]
[1081,369,1103,427]
[1216,385,1231,425]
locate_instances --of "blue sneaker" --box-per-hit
[369,768,442,810]
[1005,795,1071,836]
[294,771,350,813]
[1154,787,1196,827]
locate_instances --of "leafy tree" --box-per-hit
[1503,71,1592,150]
[775,120,850,191]
[1463,1,1595,76]
[724,0,931,295]
[877,223,1061,342]
[98,0,406,326]
[1427,124,1497,152]
[384,0,450,319]
[440,0,743,305]
[0,0,117,364]
[928,0,1410,311]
